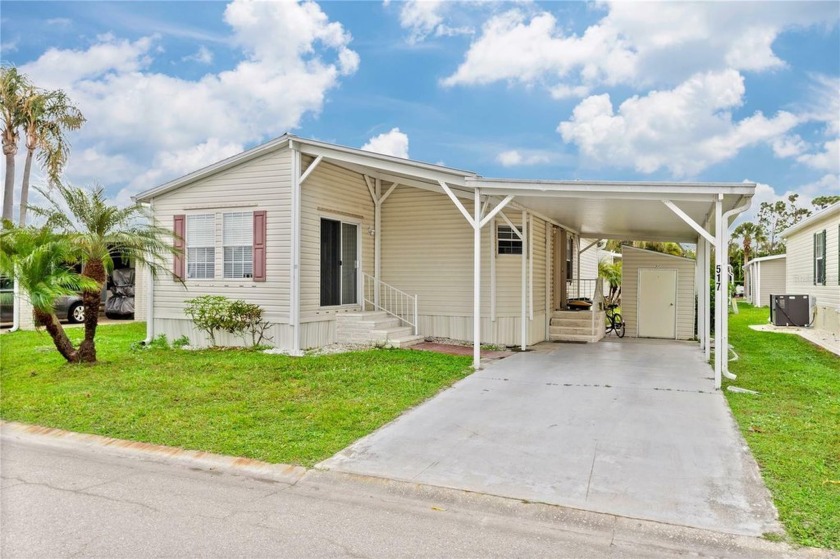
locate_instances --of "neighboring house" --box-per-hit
[780,202,840,333]
[743,255,786,308]
[621,246,696,340]
[133,134,753,387]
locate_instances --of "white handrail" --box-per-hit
[566,278,601,300]
[363,273,418,335]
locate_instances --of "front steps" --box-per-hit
[549,310,606,343]
[335,311,423,348]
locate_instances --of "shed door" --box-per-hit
[638,268,677,338]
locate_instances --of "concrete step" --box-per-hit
[550,333,601,343]
[550,326,601,337]
[357,317,402,330]
[550,317,596,328]
[342,311,389,320]
[383,335,424,349]
[370,326,414,340]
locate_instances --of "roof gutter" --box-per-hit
[720,196,753,382]
[140,200,155,346]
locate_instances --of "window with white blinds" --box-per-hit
[223,212,253,278]
[187,214,215,279]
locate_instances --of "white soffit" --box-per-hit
[468,179,754,242]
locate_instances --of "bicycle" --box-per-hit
[605,304,625,338]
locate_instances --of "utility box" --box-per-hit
[770,294,813,327]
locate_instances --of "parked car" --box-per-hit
[55,295,86,324]
[0,276,13,324]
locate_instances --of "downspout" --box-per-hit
[719,198,752,381]
[141,199,155,345]
[8,279,20,332]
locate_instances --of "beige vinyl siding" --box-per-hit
[381,187,548,346]
[746,258,786,307]
[150,147,292,345]
[298,158,375,348]
[785,211,840,332]
[622,246,696,340]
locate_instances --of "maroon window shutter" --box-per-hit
[173,214,185,280]
[253,210,266,282]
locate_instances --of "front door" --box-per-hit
[637,268,677,338]
[320,218,358,306]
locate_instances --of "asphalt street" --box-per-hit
[0,433,824,558]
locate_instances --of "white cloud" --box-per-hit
[182,45,214,65]
[396,0,473,44]
[442,2,838,95]
[771,135,808,159]
[19,0,359,205]
[361,128,409,158]
[46,17,73,27]
[797,139,840,173]
[558,70,800,176]
[496,149,550,167]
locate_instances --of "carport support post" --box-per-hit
[696,238,705,352]
[473,188,482,369]
[713,196,723,389]
[703,238,711,363]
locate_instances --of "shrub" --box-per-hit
[184,295,272,348]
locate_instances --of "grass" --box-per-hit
[0,322,472,467]
[724,303,839,550]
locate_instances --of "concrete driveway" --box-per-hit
[320,339,781,536]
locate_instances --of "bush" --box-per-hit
[184,295,272,348]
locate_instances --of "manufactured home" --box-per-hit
[780,202,840,333]
[133,134,754,387]
[743,254,786,308]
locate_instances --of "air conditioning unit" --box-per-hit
[769,294,814,327]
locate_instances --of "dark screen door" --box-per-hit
[320,218,357,306]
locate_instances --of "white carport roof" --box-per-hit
[467,178,755,243]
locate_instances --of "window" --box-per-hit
[223,212,253,279]
[814,229,826,285]
[186,214,215,279]
[497,225,522,254]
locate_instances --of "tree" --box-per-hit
[598,259,622,306]
[731,222,766,270]
[19,88,85,226]
[757,193,811,254]
[1,66,30,221]
[28,183,177,362]
[812,195,840,210]
[0,224,96,362]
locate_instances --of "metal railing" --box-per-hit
[566,278,602,301]
[363,273,418,335]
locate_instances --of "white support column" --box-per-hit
[473,189,482,370]
[713,196,723,388]
[703,238,711,363]
[521,210,528,351]
[529,215,534,321]
[696,238,705,351]
[545,221,551,339]
[490,218,496,322]
[374,178,382,307]
[290,146,302,355]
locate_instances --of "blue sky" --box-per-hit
[2,1,838,220]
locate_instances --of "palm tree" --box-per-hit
[598,259,622,306]
[19,88,85,226]
[28,183,177,362]
[731,222,766,269]
[0,224,96,361]
[1,66,30,221]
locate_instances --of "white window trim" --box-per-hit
[319,213,363,309]
[497,224,523,255]
[186,213,216,280]
[222,211,255,280]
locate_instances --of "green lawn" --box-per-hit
[725,304,839,550]
[0,323,472,467]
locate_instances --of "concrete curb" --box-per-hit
[0,420,308,485]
